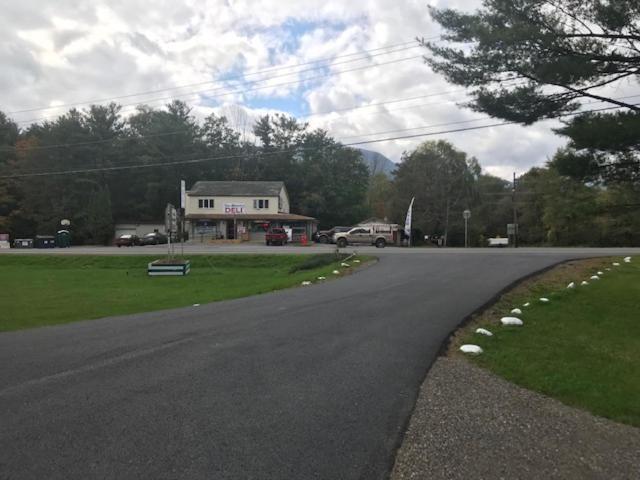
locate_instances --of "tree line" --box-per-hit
[0,102,370,244]
[1,98,638,246]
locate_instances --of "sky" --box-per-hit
[2,0,638,179]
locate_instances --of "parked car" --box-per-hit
[314,226,352,244]
[266,227,288,246]
[333,225,395,248]
[115,234,140,247]
[140,232,168,245]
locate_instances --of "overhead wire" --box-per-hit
[5,39,427,115]
[10,45,427,124]
[2,103,637,179]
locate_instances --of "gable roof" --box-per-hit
[188,181,284,197]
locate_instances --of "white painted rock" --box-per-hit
[590,275,600,280]
[501,316,524,326]
[567,282,575,289]
[301,281,312,286]
[193,303,200,307]
[523,302,531,307]
[332,270,340,275]
[460,344,483,355]
[613,262,620,266]
[624,256,632,263]
[341,263,350,267]
[581,281,589,286]
[475,328,493,336]
[317,276,326,280]
[539,297,550,303]
[354,259,361,263]
[597,271,604,275]
[511,308,522,315]
[605,268,611,271]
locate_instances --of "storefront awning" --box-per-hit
[185,213,318,222]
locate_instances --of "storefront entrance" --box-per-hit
[226,219,235,239]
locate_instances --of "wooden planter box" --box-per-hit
[148,259,191,276]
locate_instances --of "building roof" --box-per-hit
[186,213,317,223]
[188,181,285,197]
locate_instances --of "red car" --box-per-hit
[115,234,140,247]
[265,228,288,246]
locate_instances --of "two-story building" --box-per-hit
[185,181,317,242]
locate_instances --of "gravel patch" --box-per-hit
[391,357,640,480]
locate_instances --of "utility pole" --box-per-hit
[463,209,471,248]
[512,172,518,248]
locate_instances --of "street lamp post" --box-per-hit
[463,209,471,248]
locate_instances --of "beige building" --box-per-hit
[185,181,317,242]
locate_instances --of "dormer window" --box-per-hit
[253,199,270,209]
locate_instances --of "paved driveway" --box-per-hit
[0,248,637,479]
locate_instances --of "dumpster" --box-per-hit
[13,238,34,248]
[34,235,56,248]
[56,230,71,248]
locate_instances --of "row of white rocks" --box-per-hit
[460,257,632,355]
[300,258,361,286]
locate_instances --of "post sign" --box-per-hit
[165,203,178,233]
[463,209,471,220]
[224,203,245,215]
[507,223,518,235]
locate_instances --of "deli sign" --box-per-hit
[224,203,245,214]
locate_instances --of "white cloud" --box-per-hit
[2,0,637,179]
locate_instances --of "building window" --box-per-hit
[198,198,214,209]
[253,199,270,209]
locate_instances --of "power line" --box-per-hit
[4,92,639,155]
[1,88,474,152]
[10,47,422,124]
[6,39,430,115]
[2,103,635,179]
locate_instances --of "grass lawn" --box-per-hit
[0,254,366,332]
[454,257,640,427]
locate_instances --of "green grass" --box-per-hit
[0,254,367,332]
[462,258,640,427]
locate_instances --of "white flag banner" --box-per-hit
[404,197,415,238]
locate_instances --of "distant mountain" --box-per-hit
[357,148,397,177]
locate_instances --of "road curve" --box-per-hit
[0,249,636,479]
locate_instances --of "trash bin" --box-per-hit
[56,230,71,248]
[34,235,56,248]
[13,238,34,248]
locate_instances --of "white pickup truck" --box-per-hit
[334,225,395,248]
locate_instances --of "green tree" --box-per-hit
[425,0,640,180]
[367,172,393,221]
[391,140,477,246]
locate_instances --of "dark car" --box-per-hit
[140,232,168,245]
[314,226,352,244]
[115,234,140,247]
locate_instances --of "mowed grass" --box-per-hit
[0,254,362,332]
[459,258,640,427]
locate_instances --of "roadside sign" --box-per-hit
[165,203,178,232]
[463,209,471,220]
[507,223,518,235]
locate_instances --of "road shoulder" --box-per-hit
[391,356,640,480]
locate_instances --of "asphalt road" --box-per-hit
[0,248,637,479]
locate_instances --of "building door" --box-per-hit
[227,219,235,239]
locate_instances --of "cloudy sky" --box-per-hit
[2,0,638,179]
